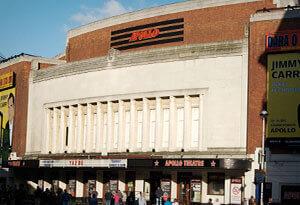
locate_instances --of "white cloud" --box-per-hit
[70,0,130,25]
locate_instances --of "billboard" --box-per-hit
[267,53,300,146]
[0,72,15,165]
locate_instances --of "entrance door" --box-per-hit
[178,173,201,205]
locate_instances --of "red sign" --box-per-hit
[129,28,160,42]
[266,31,300,51]
[69,159,83,166]
[231,178,242,184]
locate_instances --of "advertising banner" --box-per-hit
[267,53,300,146]
[39,159,127,168]
[0,72,15,166]
[230,178,242,204]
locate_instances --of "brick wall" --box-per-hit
[248,17,300,153]
[0,61,31,157]
[67,0,275,62]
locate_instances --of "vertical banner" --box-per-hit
[0,72,15,165]
[267,53,300,146]
[230,178,242,204]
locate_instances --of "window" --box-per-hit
[125,111,130,149]
[113,112,119,149]
[137,110,143,148]
[162,108,170,148]
[176,107,184,148]
[207,173,225,195]
[149,109,156,148]
[103,113,108,149]
[191,107,199,147]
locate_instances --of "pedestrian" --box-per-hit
[122,191,127,205]
[155,187,163,205]
[164,198,172,205]
[208,198,213,205]
[62,189,71,205]
[138,192,146,205]
[248,196,256,205]
[105,190,112,205]
[89,193,98,205]
[172,198,179,205]
[126,192,135,205]
[113,191,120,205]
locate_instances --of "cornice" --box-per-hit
[32,40,246,83]
[250,7,300,22]
[0,55,65,70]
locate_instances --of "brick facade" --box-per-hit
[248,16,300,153]
[67,0,275,62]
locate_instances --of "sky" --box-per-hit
[0,0,185,59]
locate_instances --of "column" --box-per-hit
[86,103,93,153]
[52,108,58,153]
[96,103,102,153]
[129,99,136,152]
[142,98,149,152]
[59,170,67,191]
[76,170,84,198]
[201,172,208,203]
[59,106,66,153]
[169,96,176,152]
[107,101,113,152]
[184,96,191,151]
[118,171,126,192]
[43,109,51,154]
[68,106,75,153]
[76,104,83,152]
[118,100,125,152]
[155,97,162,152]
[224,174,231,204]
[171,171,177,201]
[96,171,103,199]
[135,170,145,198]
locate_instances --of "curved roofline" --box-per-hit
[67,0,261,40]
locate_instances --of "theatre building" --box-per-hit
[7,0,297,204]
[248,3,300,205]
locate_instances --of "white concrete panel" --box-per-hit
[27,55,245,153]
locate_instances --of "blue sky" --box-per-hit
[0,0,185,58]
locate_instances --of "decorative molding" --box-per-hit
[250,8,300,22]
[67,0,260,39]
[32,40,247,83]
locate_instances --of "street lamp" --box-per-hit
[260,110,268,171]
[259,110,268,205]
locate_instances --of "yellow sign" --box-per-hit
[267,53,300,138]
[0,72,14,90]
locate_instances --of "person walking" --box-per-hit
[105,190,112,205]
[155,187,163,205]
[62,189,71,205]
[126,192,135,205]
[138,192,146,205]
[89,193,98,205]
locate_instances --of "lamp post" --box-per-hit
[259,110,268,205]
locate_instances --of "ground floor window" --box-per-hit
[207,173,224,195]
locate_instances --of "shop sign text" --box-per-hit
[266,31,300,51]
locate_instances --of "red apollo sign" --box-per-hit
[129,28,160,42]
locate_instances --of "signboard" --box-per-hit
[153,159,219,168]
[230,178,242,204]
[39,159,127,168]
[110,18,184,51]
[267,53,300,147]
[266,31,300,51]
[0,72,15,166]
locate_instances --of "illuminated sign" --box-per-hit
[129,28,160,42]
[267,53,300,146]
[153,159,219,168]
[266,31,300,51]
[110,18,184,50]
